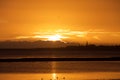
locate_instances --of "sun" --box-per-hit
[47,34,62,41]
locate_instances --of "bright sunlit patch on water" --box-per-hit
[52,73,57,79]
[0,72,120,80]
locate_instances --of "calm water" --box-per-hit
[0,61,120,80]
[1,72,120,80]
[0,50,120,80]
[0,50,120,59]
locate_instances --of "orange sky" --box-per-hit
[0,0,120,44]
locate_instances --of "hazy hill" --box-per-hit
[0,40,70,49]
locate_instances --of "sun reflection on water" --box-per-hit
[52,73,57,80]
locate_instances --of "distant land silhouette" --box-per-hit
[0,40,120,50]
[0,40,68,48]
[0,57,120,62]
[0,40,120,62]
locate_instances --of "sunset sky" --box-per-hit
[0,0,120,44]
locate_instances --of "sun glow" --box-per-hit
[47,34,63,41]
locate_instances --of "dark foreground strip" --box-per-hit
[0,58,120,62]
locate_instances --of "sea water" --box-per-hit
[0,61,120,80]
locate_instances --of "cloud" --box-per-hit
[93,36,101,40]
[16,36,31,39]
[15,29,120,44]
